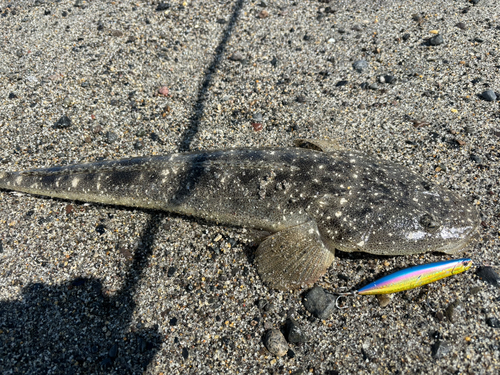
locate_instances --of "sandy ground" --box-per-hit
[0,0,499,373]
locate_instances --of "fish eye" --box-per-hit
[419,214,440,232]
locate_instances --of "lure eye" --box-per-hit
[419,214,440,232]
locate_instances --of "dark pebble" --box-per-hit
[476,266,500,287]
[432,340,452,359]
[429,34,444,46]
[285,318,308,343]
[156,3,170,11]
[353,59,368,73]
[105,131,118,143]
[470,154,483,164]
[287,349,295,358]
[108,343,118,359]
[456,22,467,30]
[384,75,396,84]
[182,347,189,359]
[486,317,500,328]
[296,95,307,103]
[95,224,106,235]
[470,0,480,4]
[402,33,410,41]
[8,92,17,99]
[167,266,176,277]
[303,286,336,319]
[169,317,178,326]
[481,90,497,101]
[336,80,348,87]
[263,329,288,356]
[54,115,72,129]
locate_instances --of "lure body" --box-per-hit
[356,258,473,295]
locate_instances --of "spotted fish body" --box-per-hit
[356,258,473,295]
[0,139,479,290]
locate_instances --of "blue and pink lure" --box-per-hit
[340,258,473,296]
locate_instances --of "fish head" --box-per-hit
[315,155,479,256]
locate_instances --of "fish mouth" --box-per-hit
[434,224,479,254]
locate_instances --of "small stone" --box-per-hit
[105,131,118,143]
[486,317,500,328]
[156,3,170,11]
[445,301,465,323]
[296,95,307,103]
[8,92,17,99]
[303,286,336,319]
[353,59,368,73]
[158,86,169,96]
[108,343,118,359]
[470,0,480,4]
[167,266,176,277]
[54,115,72,129]
[252,123,263,132]
[481,90,497,102]
[456,22,467,30]
[384,75,396,84]
[182,347,189,359]
[285,319,308,343]
[258,10,269,19]
[336,80,348,87]
[470,154,483,164]
[429,34,444,46]
[476,266,499,287]
[252,113,263,122]
[402,33,410,41]
[228,52,244,62]
[377,294,392,307]
[432,340,452,359]
[369,83,379,90]
[263,329,288,356]
[327,38,335,43]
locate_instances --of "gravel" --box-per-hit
[0,0,499,374]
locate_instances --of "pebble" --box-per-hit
[228,52,244,61]
[53,115,72,129]
[376,294,392,307]
[456,22,467,30]
[284,319,308,343]
[352,59,368,73]
[369,83,379,90]
[258,10,269,19]
[303,286,336,319]
[252,113,263,122]
[105,131,118,143]
[263,329,288,357]
[432,340,452,359]
[158,86,169,96]
[470,154,483,164]
[429,34,444,46]
[486,317,500,328]
[475,266,500,287]
[445,301,465,323]
[481,90,497,101]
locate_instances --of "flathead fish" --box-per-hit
[0,139,479,289]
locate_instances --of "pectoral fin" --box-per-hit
[255,220,335,290]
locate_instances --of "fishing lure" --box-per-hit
[338,258,473,299]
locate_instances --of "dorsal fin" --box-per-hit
[293,139,341,152]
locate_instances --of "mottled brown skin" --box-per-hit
[0,140,479,290]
